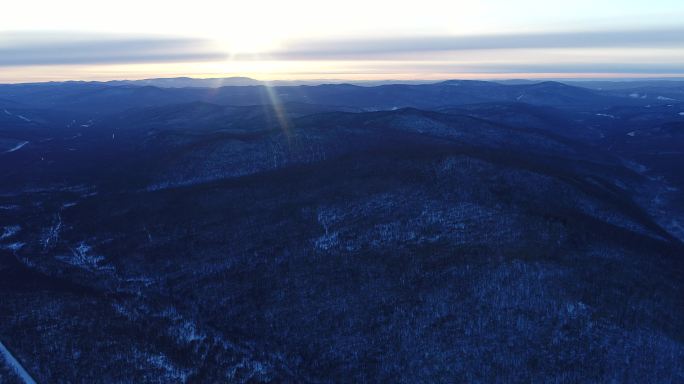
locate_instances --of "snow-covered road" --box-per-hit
[0,340,37,384]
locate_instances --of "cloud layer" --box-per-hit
[0,32,226,66]
[1,28,683,79]
[263,28,684,60]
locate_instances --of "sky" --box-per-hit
[1,0,683,82]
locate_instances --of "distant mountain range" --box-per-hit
[1,79,679,115]
[11,76,684,89]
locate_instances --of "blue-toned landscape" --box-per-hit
[1,78,683,382]
[1,1,683,382]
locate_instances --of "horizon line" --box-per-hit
[3,73,684,86]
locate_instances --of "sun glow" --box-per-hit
[1,0,684,81]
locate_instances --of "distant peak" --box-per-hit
[437,80,496,86]
[529,81,569,88]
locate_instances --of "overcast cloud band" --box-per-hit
[1,28,682,67]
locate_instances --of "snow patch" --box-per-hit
[1,242,25,252]
[56,241,111,271]
[670,220,684,240]
[623,160,649,174]
[0,225,20,240]
[41,213,62,250]
[4,141,28,153]
[139,351,190,383]
[171,321,206,344]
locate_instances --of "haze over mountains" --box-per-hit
[3,78,683,112]
[28,75,684,90]
[0,78,683,382]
